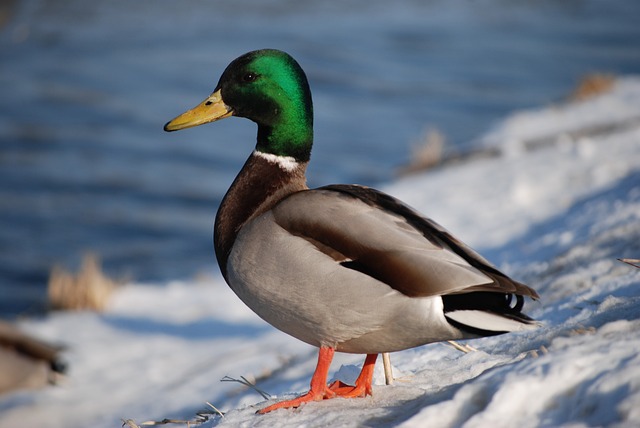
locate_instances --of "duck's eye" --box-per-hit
[242,72,257,83]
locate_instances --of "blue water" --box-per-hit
[1,0,639,317]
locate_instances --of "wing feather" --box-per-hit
[272,184,538,300]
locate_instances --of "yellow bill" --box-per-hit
[164,89,233,132]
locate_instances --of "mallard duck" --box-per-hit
[164,49,539,413]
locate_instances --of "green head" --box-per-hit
[164,49,314,162]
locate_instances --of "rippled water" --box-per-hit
[1,0,639,317]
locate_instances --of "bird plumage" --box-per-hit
[164,49,539,413]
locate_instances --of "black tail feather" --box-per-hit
[443,291,536,336]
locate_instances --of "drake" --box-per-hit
[164,49,539,414]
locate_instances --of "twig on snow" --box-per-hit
[121,402,224,428]
[618,258,640,269]
[221,375,271,400]
[446,340,478,353]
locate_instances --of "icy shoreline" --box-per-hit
[1,78,639,428]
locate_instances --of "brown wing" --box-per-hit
[272,184,539,300]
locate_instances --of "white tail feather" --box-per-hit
[446,310,538,332]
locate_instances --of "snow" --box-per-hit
[1,78,640,428]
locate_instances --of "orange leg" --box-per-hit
[258,346,337,414]
[328,353,378,398]
[258,350,379,414]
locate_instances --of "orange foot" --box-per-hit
[257,384,336,414]
[258,350,378,414]
[328,353,378,398]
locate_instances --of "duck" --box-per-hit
[164,49,539,414]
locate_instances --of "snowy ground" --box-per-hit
[1,78,640,428]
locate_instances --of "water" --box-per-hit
[1,0,639,317]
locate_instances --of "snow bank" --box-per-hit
[1,78,639,428]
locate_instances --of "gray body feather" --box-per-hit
[226,186,537,354]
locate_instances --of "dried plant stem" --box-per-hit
[121,402,224,428]
[447,340,477,353]
[221,375,271,400]
[382,352,394,385]
[618,258,640,269]
[48,253,119,311]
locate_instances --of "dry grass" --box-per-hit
[446,340,478,353]
[122,401,224,427]
[397,127,446,175]
[619,258,640,269]
[0,0,16,30]
[221,375,271,400]
[48,254,119,312]
[570,73,616,101]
